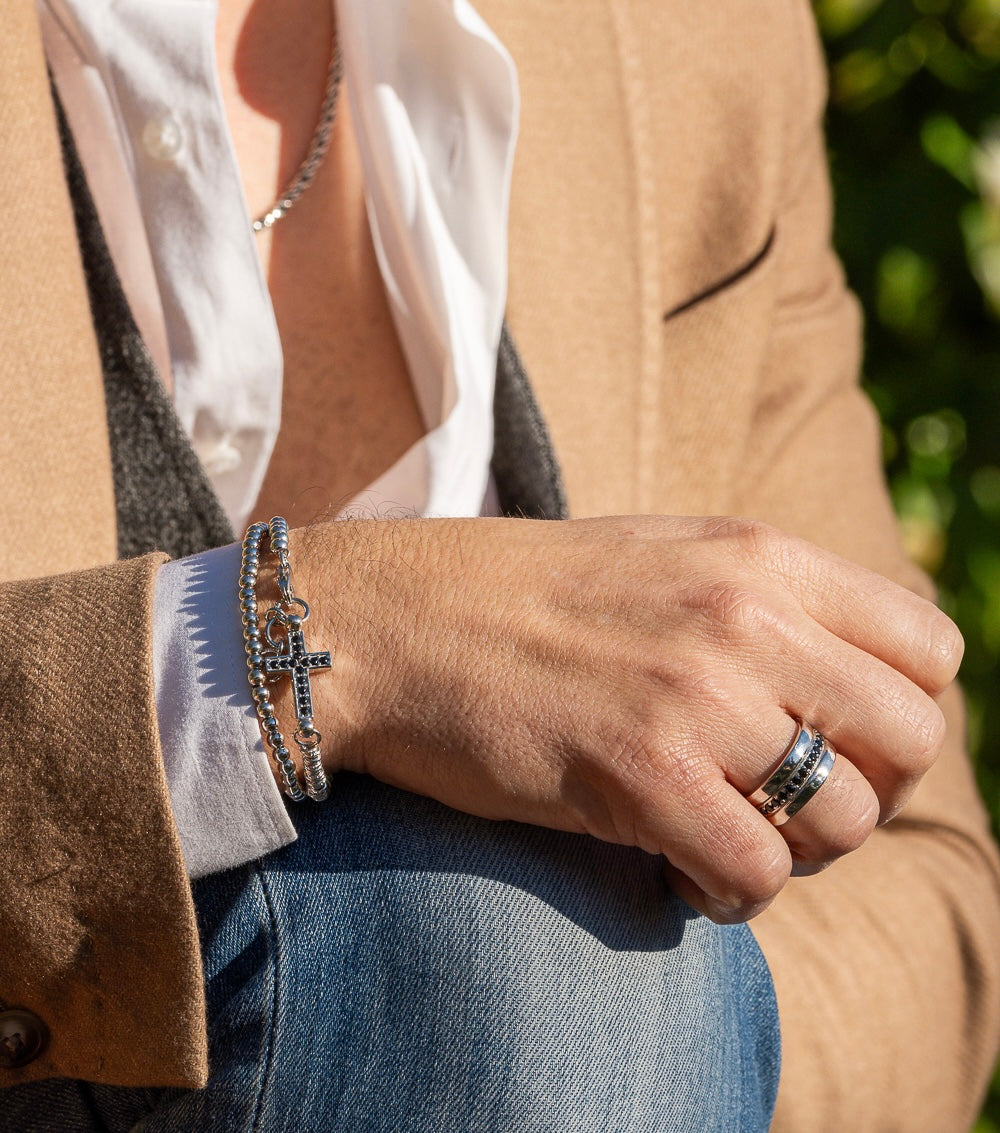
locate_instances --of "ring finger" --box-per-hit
[728,714,880,867]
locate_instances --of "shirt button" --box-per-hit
[0,1009,48,1069]
[200,439,244,477]
[142,114,185,163]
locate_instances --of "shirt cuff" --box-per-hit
[152,542,297,878]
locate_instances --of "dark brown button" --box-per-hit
[0,1009,48,1069]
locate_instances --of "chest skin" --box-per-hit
[215,0,426,523]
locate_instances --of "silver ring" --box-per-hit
[772,741,837,825]
[746,721,836,824]
[746,722,815,807]
[757,733,824,819]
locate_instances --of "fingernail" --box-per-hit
[704,895,746,924]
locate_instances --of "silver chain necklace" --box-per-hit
[252,42,344,233]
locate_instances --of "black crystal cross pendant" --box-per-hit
[264,615,332,721]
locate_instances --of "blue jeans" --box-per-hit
[3,776,780,1131]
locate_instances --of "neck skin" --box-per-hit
[214,0,338,273]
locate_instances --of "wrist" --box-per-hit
[278,519,398,780]
[241,518,340,802]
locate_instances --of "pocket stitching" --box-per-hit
[663,226,776,321]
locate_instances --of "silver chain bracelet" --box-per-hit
[240,517,332,802]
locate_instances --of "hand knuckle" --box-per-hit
[926,614,964,684]
[666,660,743,719]
[609,722,662,786]
[825,793,879,857]
[614,718,699,795]
[660,740,715,801]
[880,683,947,772]
[730,518,784,564]
[698,516,751,543]
[698,516,780,563]
[898,601,965,692]
[906,699,947,768]
[738,845,789,906]
[700,582,775,636]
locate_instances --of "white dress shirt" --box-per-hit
[41,0,518,876]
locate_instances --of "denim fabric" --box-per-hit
[4,775,780,1132]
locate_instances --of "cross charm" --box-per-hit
[264,614,332,722]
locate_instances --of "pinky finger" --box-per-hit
[652,774,791,922]
[663,860,781,925]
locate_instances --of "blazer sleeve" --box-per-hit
[741,5,1000,1130]
[0,556,209,1090]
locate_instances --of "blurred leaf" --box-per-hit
[892,474,952,569]
[906,408,967,469]
[833,47,905,107]
[924,33,987,88]
[966,546,1000,651]
[921,113,977,188]
[971,465,1000,515]
[961,200,1000,314]
[960,0,1000,58]
[816,0,888,38]
[876,246,942,337]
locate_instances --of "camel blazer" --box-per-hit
[2,0,998,1129]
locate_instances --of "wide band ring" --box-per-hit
[746,723,816,807]
[772,741,837,825]
[746,720,837,825]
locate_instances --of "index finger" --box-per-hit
[739,523,963,695]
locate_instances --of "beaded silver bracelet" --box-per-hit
[240,517,332,802]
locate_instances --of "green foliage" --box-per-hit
[815,0,1000,1120]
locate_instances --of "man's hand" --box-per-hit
[282,515,962,923]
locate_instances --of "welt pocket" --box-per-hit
[663,225,776,321]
